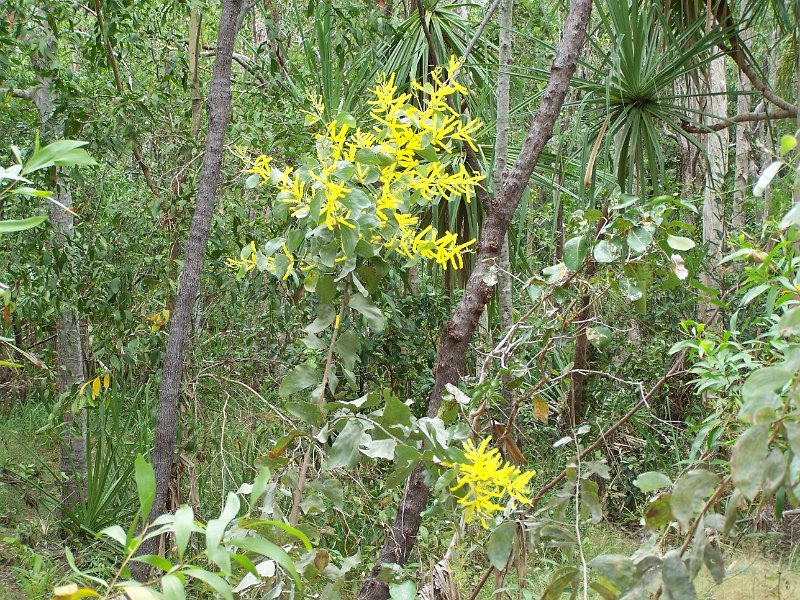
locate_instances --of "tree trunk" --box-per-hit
[495,0,514,336]
[357,1,593,597]
[147,0,245,539]
[732,13,751,232]
[29,21,88,513]
[700,54,728,320]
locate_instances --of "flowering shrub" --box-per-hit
[449,437,536,528]
[231,59,483,281]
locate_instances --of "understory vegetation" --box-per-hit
[3,0,800,598]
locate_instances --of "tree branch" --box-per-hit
[0,87,36,102]
[680,108,795,133]
[712,0,797,115]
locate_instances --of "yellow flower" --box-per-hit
[247,155,272,183]
[448,436,535,528]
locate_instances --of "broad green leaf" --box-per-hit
[634,471,672,493]
[326,421,369,469]
[121,586,157,600]
[227,536,302,590]
[249,467,271,506]
[563,235,589,271]
[161,574,186,600]
[667,235,695,251]
[389,581,416,600]
[587,325,612,350]
[486,521,516,570]
[780,134,797,156]
[645,494,674,529]
[132,554,172,572]
[627,225,653,254]
[778,307,800,336]
[704,545,725,584]
[661,550,696,600]
[360,438,397,460]
[593,239,619,263]
[279,361,320,397]
[174,505,194,561]
[731,424,769,500]
[739,366,791,424]
[541,566,578,600]
[348,293,384,331]
[670,470,718,530]
[23,140,96,174]
[0,215,47,233]
[206,493,241,555]
[183,568,234,600]
[286,401,326,427]
[134,455,155,520]
[589,554,636,592]
[98,525,127,546]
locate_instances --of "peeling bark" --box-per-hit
[357,1,593,597]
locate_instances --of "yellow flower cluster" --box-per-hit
[226,241,294,281]
[449,437,536,528]
[246,63,483,272]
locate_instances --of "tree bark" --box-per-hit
[700,54,728,321]
[28,18,88,513]
[732,10,751,232]
[357,0,593,597]
[146,0,245,543]
[495,0,514,336]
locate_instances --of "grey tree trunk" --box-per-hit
[357,0,593,597]
[700,54,728,320]
[148,0,246,531]
[29,22,88,512]
[732,15,751,232]
[495,0,514,336]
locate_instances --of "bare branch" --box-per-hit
[681,108,795,133]
[0,87,36,102]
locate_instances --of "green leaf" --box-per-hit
[286,401,326,427]
[0,215,47,234]
[250,467,271,506]
[541,566,578,600]
[206,492,241,555]
[703,545,725,585]
[98,525,127,546]
[360,438,397,460]
[593,239,620,263]
[634,471,672,493]
[227,536,302,590]
[279,361,320,397]
[589,554,636,592]
[486,521,516,570]
[134,455,155,520]
[670,470,718,530]
[731,424,769,501]
[666,235,695,251]
[780,134,797,156]
[161,574,186,600]
[22,140,96,174]
[173,505,194,561]
[627,225,653,254]
[645,494,674,529]
[326,421,369,469]
[183,568,233,600]
[739,366,791,424]
[348,293,384,331]
[563,236,589,271]
[661,550,696,600]
[389,581,416,600]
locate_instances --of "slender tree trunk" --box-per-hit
[29,21,87,513]
[700,55,728,320]
[357,1,593,597]
[189,8,202,138]
[732,13,751,232]
[495,0,514,336]
[147,0,245,539]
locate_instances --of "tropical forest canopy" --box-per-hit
[2,0,800,598]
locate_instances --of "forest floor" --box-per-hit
[2,406,800,599]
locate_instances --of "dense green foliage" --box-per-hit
[2,0,800,598]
